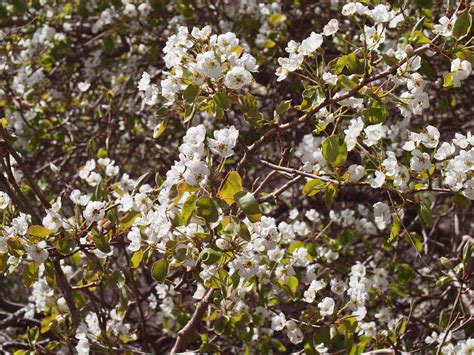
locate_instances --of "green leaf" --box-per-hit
[275,99,292,116]
[346,53,365,74]
[181,194,198,225]
[151,259,169,282]
[395,317,407,336]
[419,203,433,228]
[239,92,263,126]
[171,181,188,207]
[234,191,262,222]
[336,316,358,335]
[269,12,285,25]
[183,83,200,103]
[408,232,424,252]
[153,118,168,139]
[303,178,326,197]
[213,91,232,110]
[22,262,39,287]
[453,12,472,40]
[218,171,243,204]
[337,74,357,89]
[131,250,143,268]
[287,275,299,294]
[195,196,219,223]
[388,216,400,244]
[335,55,348,73]
[436,275,454,287]
[239,221,251,241]
[322,135,347,167]
[324,184,338,207]
[0,253,8,273]
[27,225,53,237]
[93,234,111,254]
[362,106,388,125]
[55,237,77,255]
[118,211,140,233]
[97,147,107,159]
[214,315,230,335]
[201,247,222,265]
[454,194,471,210]
[111,270,126,289]
[443,72,454,88]
[27,326,39,345]
[389,282,409,296]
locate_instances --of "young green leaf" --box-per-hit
[218,171,243,204]
[201,247,222,265]
[183,83,200,103]
[419,203,433,228]
[213,91,232,110]
[195,196,219,223]
[151,259,169,282]
[287,275,299,294]
[322,135,347,167]
[27,225,53,237]
[131,250,144,268]
[181,194,198,225]
[275,99,292,116]
[234,191,262,222]
[453,12,472,40]
[153,118,168,139]
[303,178,326,197]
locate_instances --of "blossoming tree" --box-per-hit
[0,0,473,354]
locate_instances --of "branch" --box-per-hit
[170,289,214,354]
[53,259,81,326]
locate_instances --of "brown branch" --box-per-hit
[170,289,214,354]
[53,259,81,326]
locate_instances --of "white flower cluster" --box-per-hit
[449,58,472,87]
[78,158,119,187]
[138,26,258,106]
[403,126,474,199]
[275,30,324,81]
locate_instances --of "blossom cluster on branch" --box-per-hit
[0,0,473,354]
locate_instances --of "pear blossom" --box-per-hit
[196,51,222,79]
[368,171,385,188]
[318,297,335,316]
[347,164,365,182]
[363,124,385,147]
[224,66,253,90]
[323,19,339,36]
[138,72,159,106]
[83,201,106,222]
[298,32,323,55]
[433,15,457,37]
[26,241,49,265]
[184,160,210,187]
[303,279,326,303]
[0,191,11,209]
[450,59,472,88]
[410,149,431,171]
[373,202,391,230]
[322,71,338,85]
[271,312,286,331]
[364,24,385,49]
[435,142,456,160]
[285,320,304,344]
